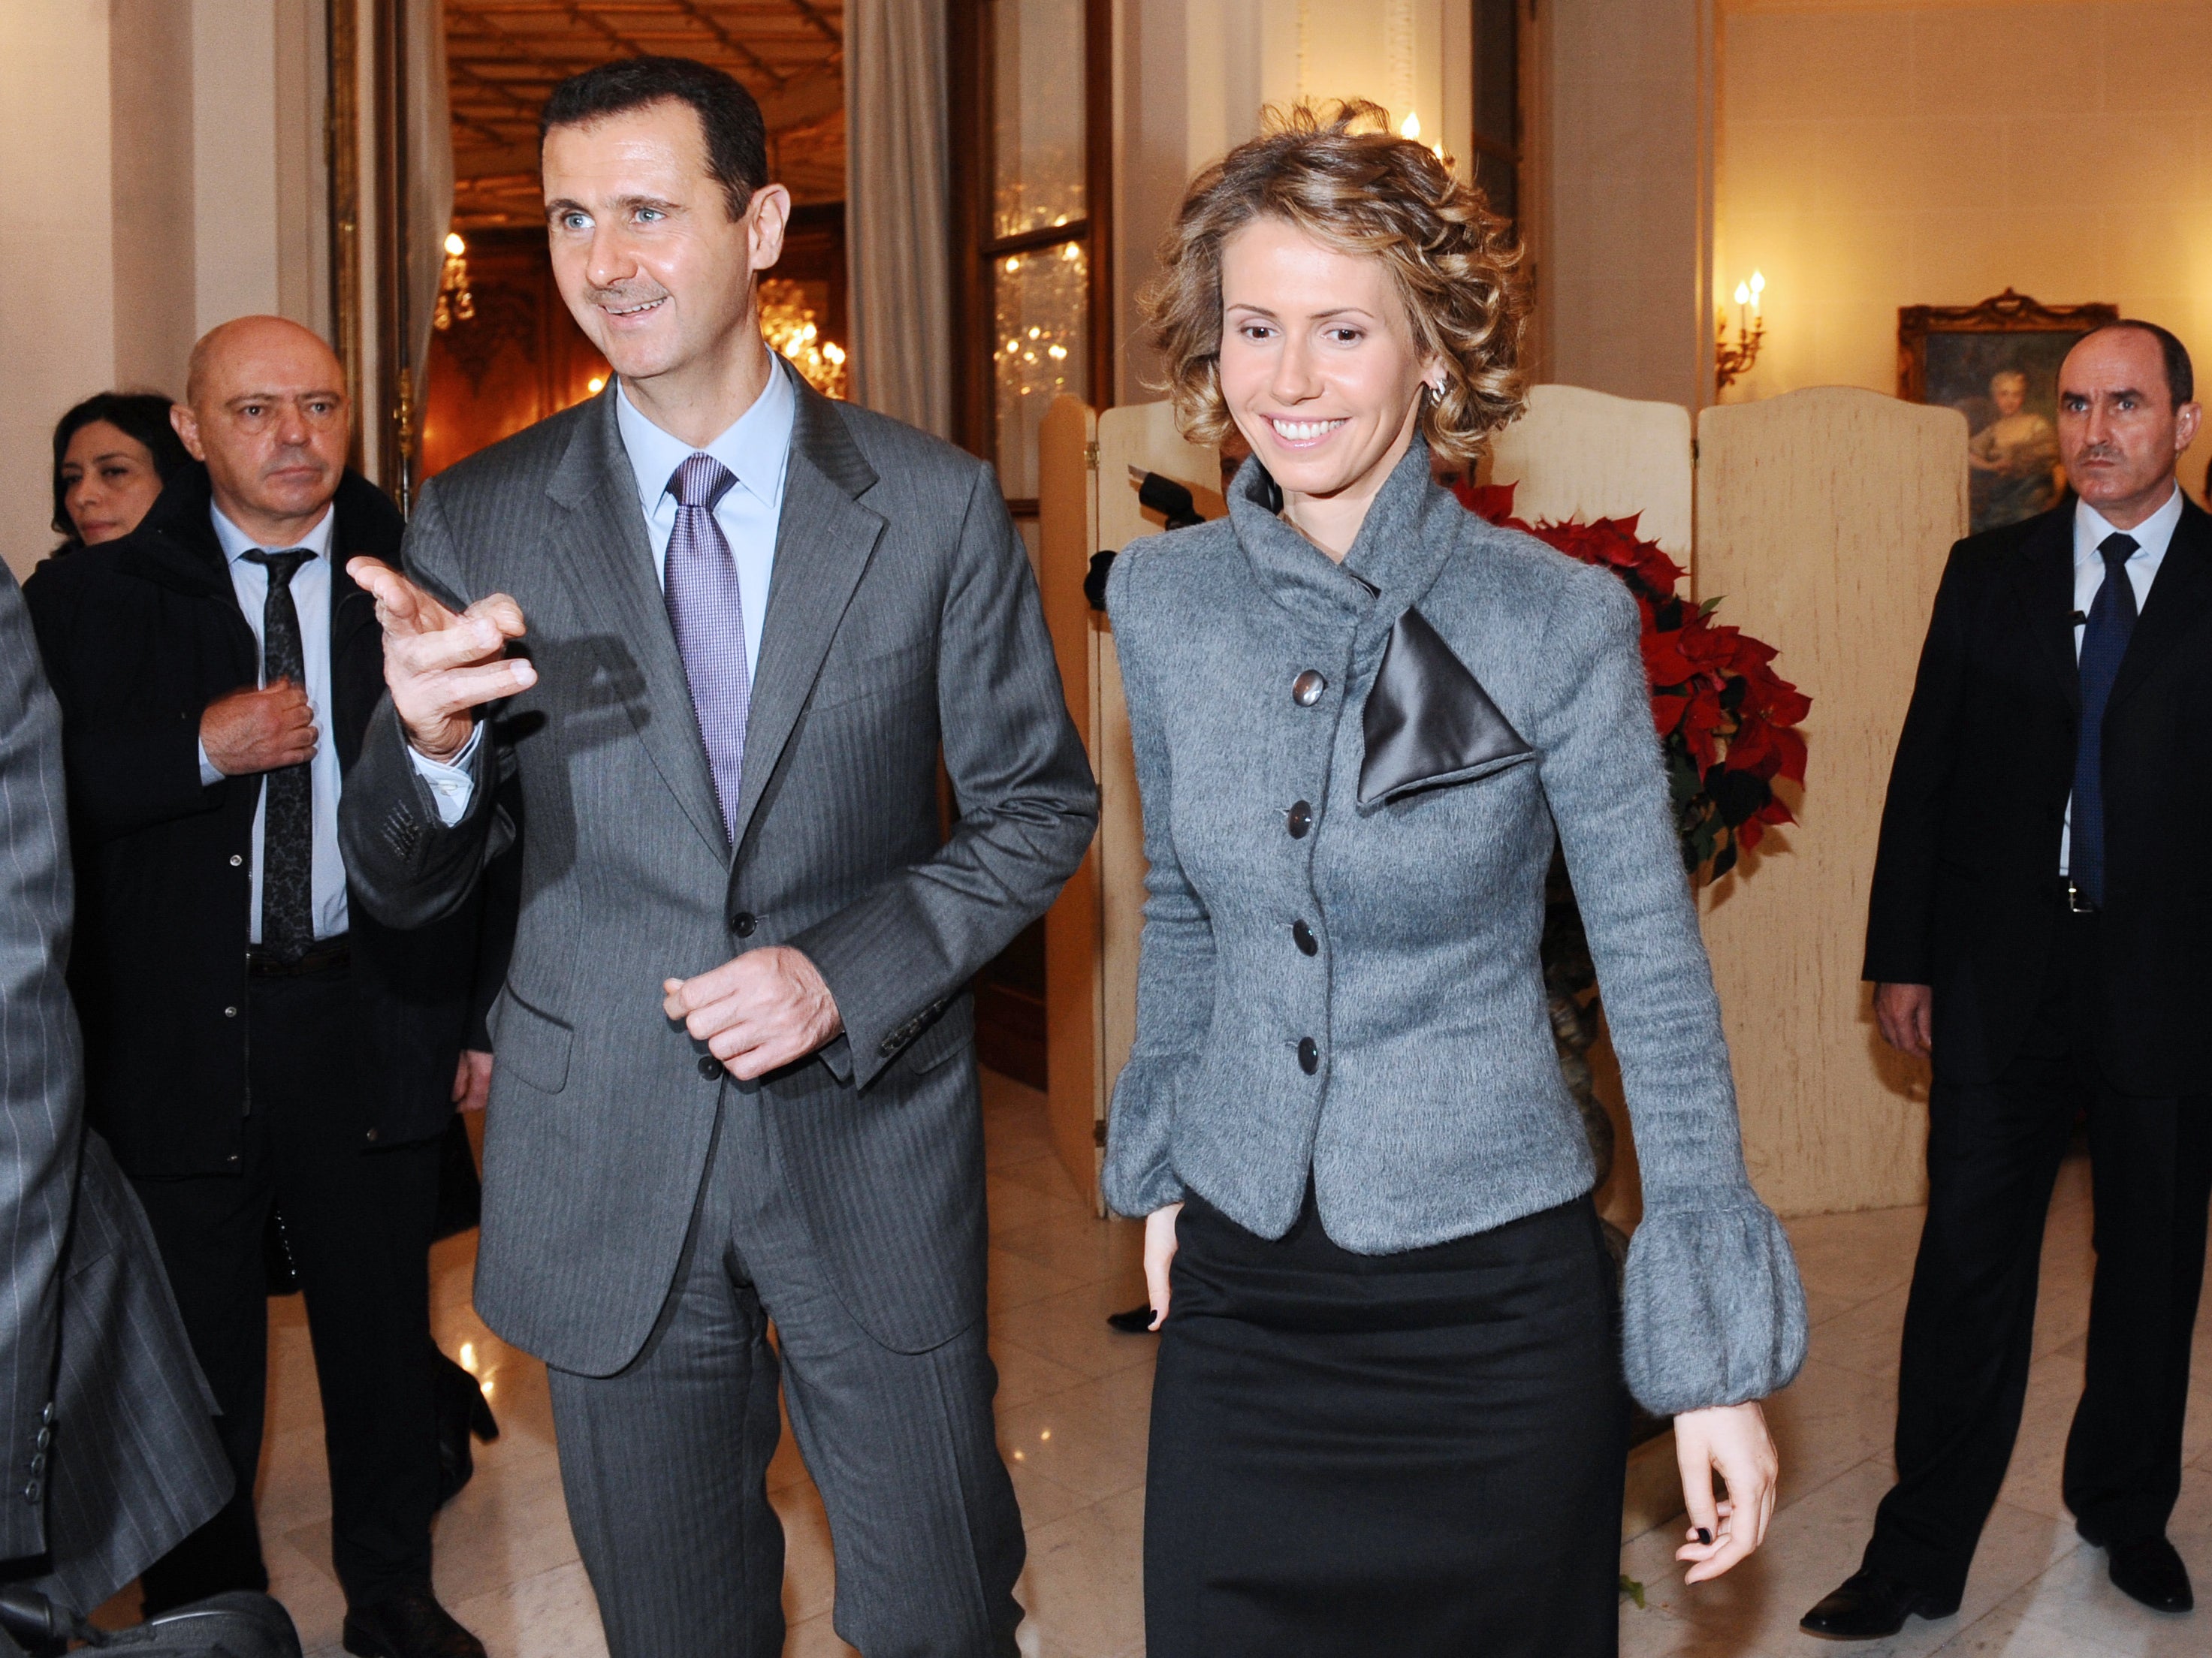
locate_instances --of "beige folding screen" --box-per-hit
[1037,396,1221,1213]
[1695,388,1966,1216]
[1488,384,1694,556]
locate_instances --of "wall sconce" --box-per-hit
[1716,270,1764,393]
[434,231,474,331]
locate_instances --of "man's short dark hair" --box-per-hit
[540,56,768,220]
[2078,319,2195,407]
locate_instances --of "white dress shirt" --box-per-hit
[2059,482,2183,872]
[198,502,349,942]
[412,364,798,824]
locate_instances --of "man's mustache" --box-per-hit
[586,282,671,310]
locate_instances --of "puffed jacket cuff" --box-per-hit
[1620,1193,1809,1415]
[1100,1057,1190,1217]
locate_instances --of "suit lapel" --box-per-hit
[544,387,731,861]
[2111,496,2212,714]
[725,374,885,859]
[2011,508,2079,712]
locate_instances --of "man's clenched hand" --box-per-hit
[664,948,843,1080]
[347,558,536,761]
[202,680,317,776]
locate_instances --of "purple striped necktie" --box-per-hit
[662,453,750,843]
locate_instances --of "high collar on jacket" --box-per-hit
[1226,433,1460,636]
[116,462,406,598]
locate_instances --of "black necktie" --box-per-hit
[243,549,315,956]
[2069,532,2140,907]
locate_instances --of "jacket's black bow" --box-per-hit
[1359,607,1534,805]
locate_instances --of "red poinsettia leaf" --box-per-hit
[1453,480,1522,525]
[1766,725,1808,785]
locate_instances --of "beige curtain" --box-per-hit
[406,0,454,405]
[844,0,952,439]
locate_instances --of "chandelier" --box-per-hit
[434,232,474,331]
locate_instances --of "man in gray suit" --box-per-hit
[0,574,231,1626]
[339,56,1096,1657]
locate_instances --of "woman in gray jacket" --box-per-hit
[1105,104,1809,1656]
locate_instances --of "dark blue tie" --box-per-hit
[2069,532,2140,907]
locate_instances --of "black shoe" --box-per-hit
[1800,1569,1957,1640]
[343,1584,486,1658]
[1105,1301,1157,1334]
[2101,1536,2194,1614]
[433,1352,499,1508]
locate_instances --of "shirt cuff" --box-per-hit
[407,725,483,826]
[198,737,223,788]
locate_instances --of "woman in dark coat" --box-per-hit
[1106,104,1808,1656]
[48,390,194,554]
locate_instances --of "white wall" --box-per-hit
[1716,0,2212,498]
[1114,0,1475,404]
[1,2,119,574]
[1540,0,1716,411]
[3,0,325,581]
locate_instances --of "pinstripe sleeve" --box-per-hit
[0,573,82,1559]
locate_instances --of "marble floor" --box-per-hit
[101,1075,2210,1657]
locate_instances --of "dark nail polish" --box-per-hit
[1694,1527,1713,1545]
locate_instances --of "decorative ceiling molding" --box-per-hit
[445,0,846,227]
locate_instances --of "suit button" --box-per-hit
[34,1428,50,1451]
[698,1054,723,1080]
[1287,800,1313,838]
[28,1454,44,1477]
[732,912,756,937]
[229,855,243,868]
[1292,919,1318,956]
[364,1128,378,1143]
[1297,1037,1320,1075]
[224,1006,238,1018]
[23,1482,39,1503]
[1293,670,1327,707]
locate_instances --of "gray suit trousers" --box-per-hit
[547,1074,1024,1658]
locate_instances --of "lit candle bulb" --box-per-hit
[1749,270,1765,315]
[1401,111,1421,141]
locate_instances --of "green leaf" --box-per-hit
[1619,1575,1647,1608]
[1697,595,1725,617]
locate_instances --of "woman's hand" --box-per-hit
[1673,1400,1779,1583]
[1143,1203,1183,1331]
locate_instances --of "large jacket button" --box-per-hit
[1292,670,1327,707]
[698,1055,723,1080]
[1286,800,1312,839]
[1297,1037,1320,1075]
[731,911,757,937]
[1292,919,1318,956]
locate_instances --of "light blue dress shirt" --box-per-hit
[198,502,349,942]
[412,363,798,824]
[2060,482,2183,871]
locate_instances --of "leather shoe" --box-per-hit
[343,1585,485,1658]
[1800,1569,1957,1640]
[2100,1536,2193,1613]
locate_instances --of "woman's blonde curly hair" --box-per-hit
[1141,101,1529,471]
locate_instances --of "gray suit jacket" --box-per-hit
[1103,442,1806,1414]
[0,576,228,1610]
[340,368,1097,1373]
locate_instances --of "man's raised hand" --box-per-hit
[347,558,536,761]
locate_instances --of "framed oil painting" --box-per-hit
[1899,289,2117,535]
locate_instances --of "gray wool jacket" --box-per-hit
[1101,439,1808,1414]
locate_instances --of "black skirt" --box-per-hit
[1145,1186,1629,1658]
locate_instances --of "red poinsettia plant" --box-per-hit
[1454,481,1810,880]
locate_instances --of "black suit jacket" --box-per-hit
[1865,493,2212,1093]
[23,466,487,1179]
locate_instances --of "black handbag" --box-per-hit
[0,1588,300,1657]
